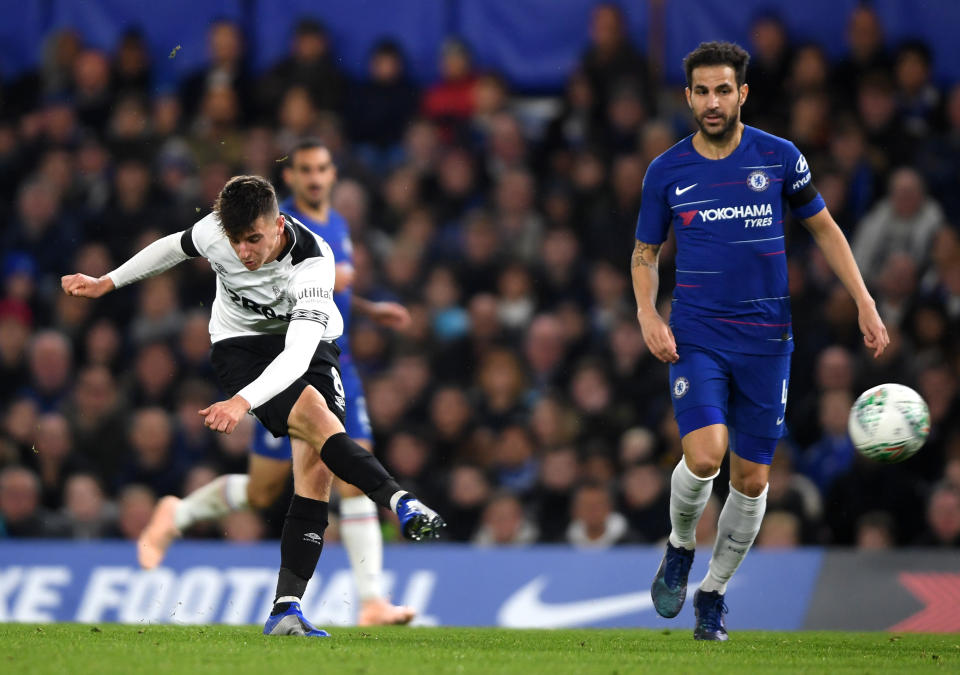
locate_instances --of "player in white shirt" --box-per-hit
[61,175,444,637]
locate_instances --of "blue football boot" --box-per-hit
[650,542,695,618]
[396,497,445,541]
[693,589,729,641]
[263,602,330,637]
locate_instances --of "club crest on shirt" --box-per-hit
[747,170,770,192]
[673,376,690,399]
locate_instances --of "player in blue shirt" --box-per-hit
[633,42,888,640]
[139,140,417,626]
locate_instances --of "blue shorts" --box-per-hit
[669,345,790,465]
[251,357,373,460]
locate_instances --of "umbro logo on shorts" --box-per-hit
[302,532,323,545]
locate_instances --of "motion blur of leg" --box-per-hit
[136,455,289,570]
[651,424,725,620]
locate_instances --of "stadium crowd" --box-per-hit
[1,4,958,550]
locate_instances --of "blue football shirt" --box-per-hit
[635,125,826,355]
[281,200,354,357]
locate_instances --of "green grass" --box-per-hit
[4,625,958,674]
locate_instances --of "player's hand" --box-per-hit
[199,395,251,434]
[858,300,889,358]
[369,301,411,331]
[61,273,115,298]
[638,312,679,363]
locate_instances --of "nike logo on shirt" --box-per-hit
[675,184,697,196]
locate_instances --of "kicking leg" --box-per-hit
[337,446,415,626]
[264,437,332,637]
[287,386,444,540]
[652,421,726,618]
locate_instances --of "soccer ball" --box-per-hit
[848,383,930,463]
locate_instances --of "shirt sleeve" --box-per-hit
[107,231,191,288]
[287,253,344,340]
[634,158,672,244]
[783,143,826,219]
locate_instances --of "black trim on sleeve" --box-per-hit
[180,227,200,257]
[786,182,819,210]
[290,309,330,326]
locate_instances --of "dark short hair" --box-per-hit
[683,41,751,88]
[213,175,278,239]
[286,137,330,167]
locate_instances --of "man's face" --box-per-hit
[228,214,285,270]
[686,65,747,141]
[284,146,336,209]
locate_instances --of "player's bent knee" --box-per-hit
[288,387,342,440]
[247,482,283,510]
[686,456,722,478]
[734,476,768,498]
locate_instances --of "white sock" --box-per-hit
[174,474,250,531]
[340,495,383,601]
[389,490,408,513]
[668,460,718,550]
[700,483,768,594]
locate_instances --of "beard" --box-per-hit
[297,187,326,210]
[694,108,740,142]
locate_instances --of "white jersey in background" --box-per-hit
[108,212,344,344]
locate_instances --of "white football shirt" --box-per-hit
[182,212,343,343]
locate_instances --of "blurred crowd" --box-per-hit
[1,4,958,551]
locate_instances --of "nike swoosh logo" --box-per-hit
[675,184,697,196]
[727,534,753,545]
[776,417,784,425]
[497,576,696,628]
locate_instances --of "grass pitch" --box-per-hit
[4,625,957,674]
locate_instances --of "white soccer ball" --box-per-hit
[848,383,930,463]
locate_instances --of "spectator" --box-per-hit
[855,511,896,550]
[180,19,252,123]
[579,3,652,116]
[473,491,538,546]
[619,463,670,542]
[24,330,73,413]
[66,365,126,485]
[531,446,580,542]
[0,465,69,537]
[915,483,960,546]
[347,39,419,168]
[422,38,478,133]
[566,482,634,548]
[63,473,115,539]
[756,511,802,548]
[443,464,491,542]
[800,390,858,494]
[115,407,184,497]
[110,484,155,540]
[852,168,944,284]
[258,19,345,117]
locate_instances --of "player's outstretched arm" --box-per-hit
[802,208,889,358]
[65,231,194,297]
[631,239,678,363]
[352,296,411,330]
[61,273,115,298]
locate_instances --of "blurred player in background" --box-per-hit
[632,41,888,640]
[63,175,444,637]
[137,140,418,626]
